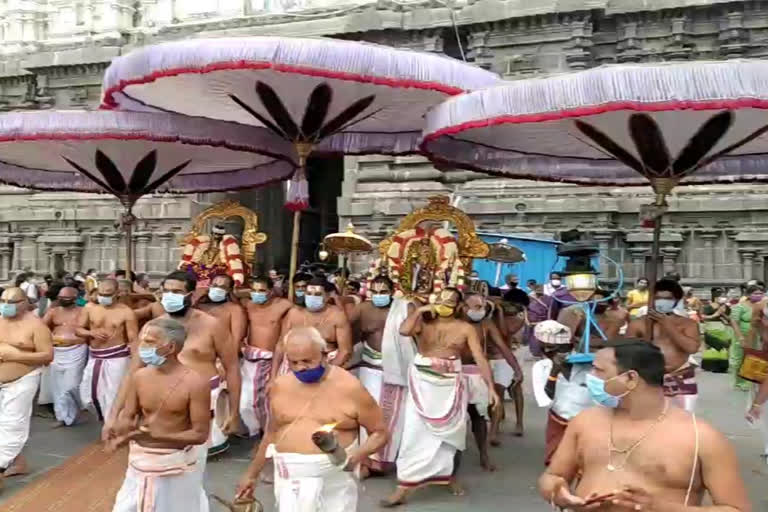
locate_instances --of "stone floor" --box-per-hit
[2,359,768,511]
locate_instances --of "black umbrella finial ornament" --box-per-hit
[63,149,193,274]
[230,81,378,297]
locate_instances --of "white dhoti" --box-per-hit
[240,346,273,437]
[491,359,516,388]
[0,369,41,468]
[37,366,53,405]
[80,345,131,422]
[464,364,490,420]
[269,444,357,512]
[396,355,467,488]
[358,343,406,472]
[112,442,209,512]
[50,344,88,425]
[208,376,229,456]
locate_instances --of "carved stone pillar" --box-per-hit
[157,232,175,274]
[11,234,22,272]
[661,246,681,276]
[90,233,106,273]
[109,233,122,272]
[739,249,757,280]
[591,231,614,278]
[698,231,719,280]
[136,233,152,273]
[69,249,83,272]
[627,247,649,281]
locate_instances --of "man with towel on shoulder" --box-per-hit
[235,327,388,511]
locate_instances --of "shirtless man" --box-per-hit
[240,276,292,437]
[274,276,352,374]
[291,272,312,308]
[383,287,499,507]
[235,327,388,511]
[540,340,750,512]
[347,276,406,475]
[111,318,211,512]
[464,294,524,452]
[196,274,247,350]
[77,279,138,423]
[558,289,624,350]
[0,287,53,483]
[42,286,88,427]
[626,279,700,411]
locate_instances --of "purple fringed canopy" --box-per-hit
[0,110,296,195]
[100,36,502,156]
[422,59,768,186]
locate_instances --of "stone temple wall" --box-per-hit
[0,1,766,287]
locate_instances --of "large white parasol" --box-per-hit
[0,110,296,273]
[100,36,501,294]
[422,59,768,307]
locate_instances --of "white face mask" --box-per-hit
[654,299,676,314]
[551,279,562,288]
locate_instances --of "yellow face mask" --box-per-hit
[434,304,455,318]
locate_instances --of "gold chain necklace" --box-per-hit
[606,399,669,472]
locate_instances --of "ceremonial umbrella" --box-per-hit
[323,223,374,293]
[100,36,502,294]
[422,59,768,300]
[486,238,526,287]
[0,110,296,273]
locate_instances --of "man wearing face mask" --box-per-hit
[110,318,211,512]
[543,272,564,297]
[42,286,88,427]
[275,277,353,377]
[540,340,750,512]
[240,276,292,437]
[0,287,53,483]
[463,293,524,460]
[557,289,624,351]
[626,278,650,320]
[626,279,701,412]
[348,276,405,476]
[291,272,312,307]
[107,271,241,458]
[76,279,138,424]
[383,287,499,507]
[196,274,247,351]
[236,327,388,510]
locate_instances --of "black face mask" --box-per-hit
[510,282,519,288]
[59,298,75,308]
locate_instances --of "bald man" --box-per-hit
[76,279,138,423]
[236,327,388,511]
[42,286,88,427]
[0,287,53,481]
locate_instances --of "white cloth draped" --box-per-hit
[396,355,467,487]
[240,346,273,437]
[79,345,130,422]
[381,298,416,387]
[490,358,516,388]
[50,344,88,425]
[269,444,357,512]
[112,442,209,512]
[0,369,41,468]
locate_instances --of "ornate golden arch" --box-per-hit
[180,199,267,264]
[379,195,489,267]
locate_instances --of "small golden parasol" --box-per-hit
[486,238,526,287]
[323,224,373,292]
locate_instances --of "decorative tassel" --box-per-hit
[284,171,309,212]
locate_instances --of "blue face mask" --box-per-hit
[654,299,676,314]
[372,294,391,308]
[585,373,629,408]
[162,292,187,313]
[293,364,326,384]
[304,295,325,312]
[139,345,167,367]
[208,287,227,303]
[98,295,113,307]
[251,291,268,305]
[0,303,17,318]
[295,290,305,298]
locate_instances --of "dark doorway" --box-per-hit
[298,155,344,268]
